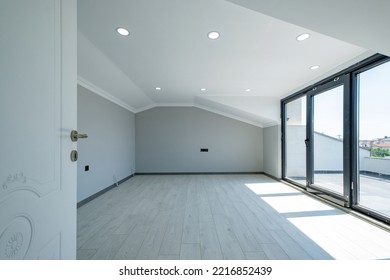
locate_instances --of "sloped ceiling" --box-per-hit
[77,0,386,127]
[226,0,390,58]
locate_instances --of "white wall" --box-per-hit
[286,127,344,176]
[263,125,281,178]
[286,125,372,177]
[135,107,263,173]
[314,132,343,171]
[362,157,390,175]
[77,85,135,202]
[285,125,306,178]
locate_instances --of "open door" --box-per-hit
[0,0,77,259]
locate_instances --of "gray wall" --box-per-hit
[263,125,281,178]
[77,85,135,202]
[135,107,263,173]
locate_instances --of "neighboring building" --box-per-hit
[360,136,390,152]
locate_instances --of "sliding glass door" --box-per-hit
[307,77,350,204]
[282,76,350,205]
[283,96,307,186]
[356,60,390,218]
[282,55,390,223]
[311,85,345,195]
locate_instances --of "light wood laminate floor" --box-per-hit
[77,174,390,260]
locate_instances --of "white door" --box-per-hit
[0,0,77,259]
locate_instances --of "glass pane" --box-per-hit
[358,61,390,217]
[285,96,306,185]
[313,86,344,194]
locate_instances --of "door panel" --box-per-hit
[0,0,76,259]
[312,85,344,195]
[284,96,307,186]
[306,76,350,205]
[357,61,390,218]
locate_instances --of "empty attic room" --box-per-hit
[2,0,390,261]
[75,0,390,260]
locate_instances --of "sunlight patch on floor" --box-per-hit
[286,214,390,259]
[261,195,334,213]
[245,182,333,213]
[245,179,390,259]
[245,182,299,195]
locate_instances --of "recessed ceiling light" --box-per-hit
[310,65,320,70]
[155,87,161,91]
[296,33,310,41]
[245,89,251,92]
[200,88,206,92]
[116,27,129,36]
[207,31,220,40]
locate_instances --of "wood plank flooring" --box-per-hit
[77,174,390,260]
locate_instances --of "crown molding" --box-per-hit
[77,76,136,113]
[135,102,263,127]
[193,104,263,128]
[76,79,265,128]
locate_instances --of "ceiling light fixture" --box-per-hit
[207,31,220,40]
[245,89,251,92]
[200,88,206,92]
[310,65,320,70]
[296,33,310,41]
[155,87,162,91]
[116,27,129,36]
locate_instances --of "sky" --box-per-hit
[359,61,390,140]
[314,86,343,139]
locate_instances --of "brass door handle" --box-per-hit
[70,130,88,142]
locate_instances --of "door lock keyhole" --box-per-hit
[70,150,78,162]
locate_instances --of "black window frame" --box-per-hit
[281,53,390,224]
[351,57,390,223]
[306,74,350,207]
[281,93,307,188]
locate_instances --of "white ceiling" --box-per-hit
[77,0,388,127]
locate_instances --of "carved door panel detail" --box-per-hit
[0,0,76,259]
